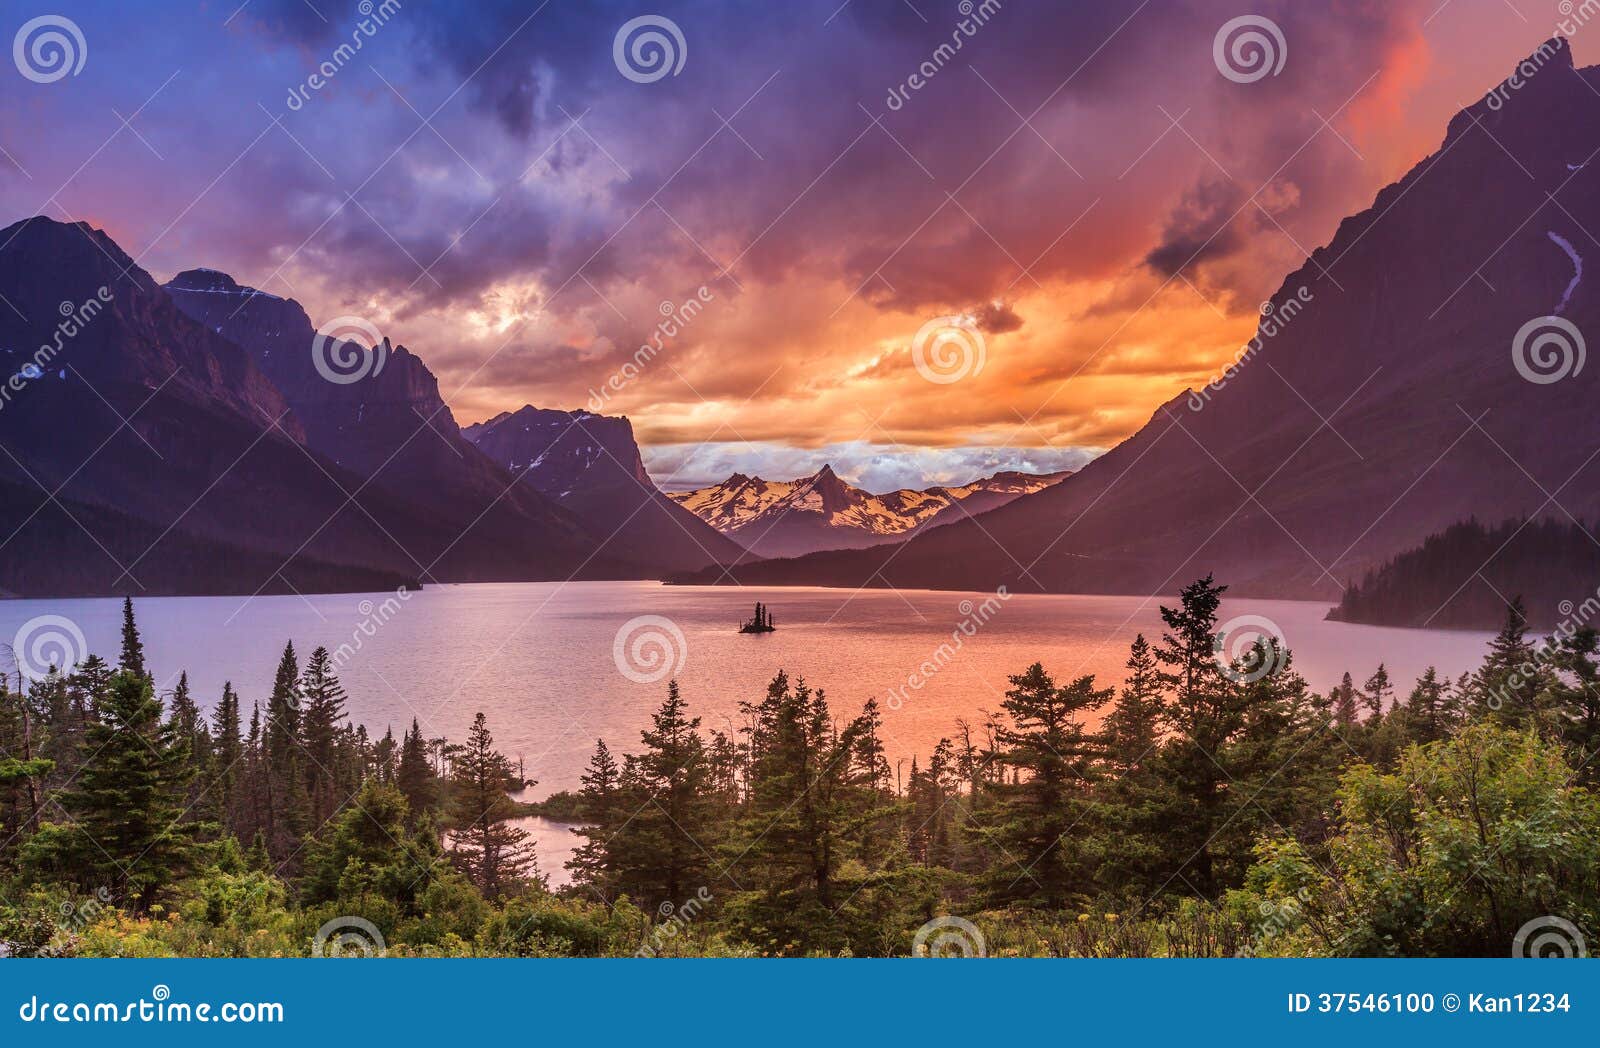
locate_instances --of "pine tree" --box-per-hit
[1103,634,1164,775]
[165,671,211,821]
[1402,666,1452,744]
[721,673,877,951]
[981,663,1111,908]
[396,718,437,820]
[447,712,539,901]
[1474,598,1548,723]
[299,646,349,827]
[119,596,148,680]
[1549,626,1600,778]
[609,680,714,908]
[1361,664,1394,719]
[262,641,309,861]
[211,681,243,829]
[567,738,623,900]
[1331,671,1361,728]
[1098,634,1170,894]
[1148,575,1246,897]
[40,671,197,907]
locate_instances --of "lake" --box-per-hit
[0,582,1496,884]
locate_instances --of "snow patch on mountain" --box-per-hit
[1548,230,1583,314]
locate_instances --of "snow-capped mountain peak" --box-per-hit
[668,466,1071,558]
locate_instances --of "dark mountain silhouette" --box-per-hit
[669,464,1070,559]
[461,405,742,572]
[0,218,633,596]
[162,267,629,584]
[680,39,1600,600]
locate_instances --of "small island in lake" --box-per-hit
[739,602,776,633]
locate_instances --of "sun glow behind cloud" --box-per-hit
[0,0,1576,487]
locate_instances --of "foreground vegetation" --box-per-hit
[2,579,1597,957]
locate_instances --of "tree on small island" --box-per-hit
[739,602,776,633]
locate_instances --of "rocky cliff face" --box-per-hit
[463,405,743,572]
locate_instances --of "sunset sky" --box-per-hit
[0,0,1582,490]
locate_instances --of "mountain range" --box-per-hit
[679,39,1600,603]
[667,465,1071,559]
[0,220,729,596]
[5,41,1596,607]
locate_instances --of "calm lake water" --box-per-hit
[0,582,1496,884]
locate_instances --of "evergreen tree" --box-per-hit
[609,680,715,908]
[299,646,349,827]
[981,663,1110,908]
[165,671,211,821]
[567,738,623,900]
[1401,666,1452,745]
[211,682,243,829]
[119,597,148,680]
[1473,598,1548,723]
[722,673,874,950]
[1330,670,1361,729]
[35,672,197,907]
[1360,664,1393,719]
[1103,634,1164,775]
[447,712,539,901]
[262,642,309,862]
[396,718,438,820]
[1149,575,1244,897]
